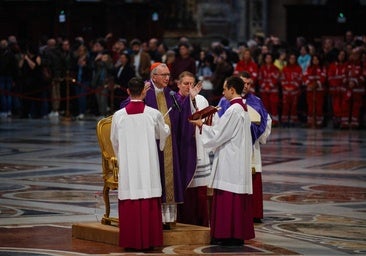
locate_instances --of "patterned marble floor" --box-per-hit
[0,117,365,255]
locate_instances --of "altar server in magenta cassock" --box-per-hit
[190,76,254,246]
[111,77,170,250]
[217,71,272,223]
[119,63,197,229]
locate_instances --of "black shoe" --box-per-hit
[221,238,244,246]
[141,246,154,252]
[125,247,154,252]
[124,248,137,252]
[211,238,244,246]
[254,218,263,223]
[163,223,171,230]
[210,237,219,245]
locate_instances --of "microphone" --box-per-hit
[169,91,181,112]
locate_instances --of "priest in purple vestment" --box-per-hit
[175,71,210,227]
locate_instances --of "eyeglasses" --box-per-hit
[154,73,171,77]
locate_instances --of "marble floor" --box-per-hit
[0,117,365,255]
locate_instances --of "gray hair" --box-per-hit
[151,63,168,75]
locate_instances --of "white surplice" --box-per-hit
[201,102,253,194]
[250,111,272,173]
[111,106,170,200]
[189,94,212,188]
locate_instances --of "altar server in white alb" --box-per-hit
[217,71,272,223]
[110,77,170,251]
[189,76,254,246]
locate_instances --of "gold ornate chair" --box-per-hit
[96,115,119,225]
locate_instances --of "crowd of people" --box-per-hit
[3,30,364,251]
[1,31,366,128]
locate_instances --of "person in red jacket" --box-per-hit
[327,50,347,128]
[303,55,326,128]
[341,49,365,129]
[280,53,303,126]
[258,53,280,126]
[235,49,259,86]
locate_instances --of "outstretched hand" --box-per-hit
[144,81,151,92]
[190,80,203,99]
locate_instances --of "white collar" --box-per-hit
[151,80,164,93]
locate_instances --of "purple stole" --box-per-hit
[244,93,269,141]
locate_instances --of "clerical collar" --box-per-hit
[151,80,164,93]
[130,99,144,102]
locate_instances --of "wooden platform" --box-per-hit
[72,222,210,246]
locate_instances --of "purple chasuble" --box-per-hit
[244,93,269,141]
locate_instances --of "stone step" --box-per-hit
[72,222,210,246]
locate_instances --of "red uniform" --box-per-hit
[327,61,347,123]
[258,64,280,125]
[235,60,259,85]
[303,65,326,127]
[281,64,302,124]
[341,61,365,128]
